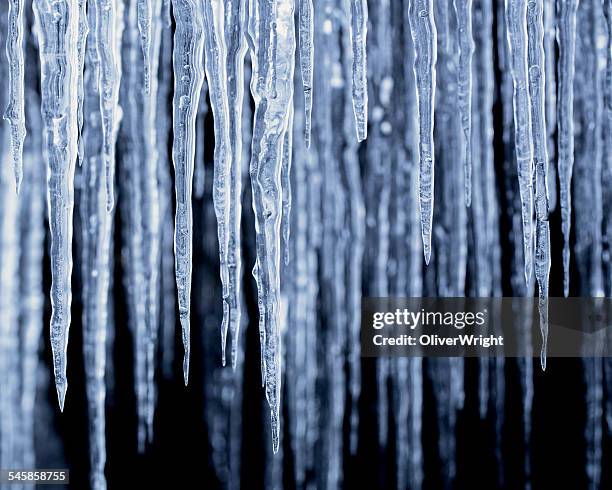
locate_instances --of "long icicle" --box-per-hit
[171,0,205,385]
[202,0,232,368]
[4,0,26,193]
[224,0,248,369]
[556,0,578,297]
[453,0,474,207]
[408,0,437,265]
[33,0,80,411]
[348,0,368,141]
[505,0,534,284]
[246,0,296,453]
[527,0,550,370]
[143,0,163,442]
[81,0,113,483]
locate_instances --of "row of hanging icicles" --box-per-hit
[0,0,611,489]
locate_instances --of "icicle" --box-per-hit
[556,0,578,297]
[526,0,550,370]
[224,0,248,369]
[171,0,205,385]
[18,76,45,471]
[201,0,233,368]
[142,0,163,442]
[408,0,437,265]
[76,0,88,167]
[33,0,80,411]
[584,358,603,489]
[157,21,176,380]
[137,0,152,94]
[543,0,556,211]
[342,0,365,453]
[81,0,112,483]
[348,0,368,141]
[298,0,314,148]
[0,134,20,473]
[4,0,26,194]
[281,103,293,266]
[246,0,296,453]
[453,0,474,207]
[96,0,122,213]
[505,0,534,284]
[122,0,149,451]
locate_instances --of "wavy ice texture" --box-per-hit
[32,0,80,411]
[408,0,437,265]
[4,0,26,193]
[171,0,205,386]
[245,0,296,454]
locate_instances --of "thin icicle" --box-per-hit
[298,0,314,147]
[33,0,80,411]
[281,103,294,266]
[505,0,534,284]
[224,0,248,369]
[97,0,122,212]
[408,0,437,265]
[76,0,89,167]
[526,0,550,370]
[348,0,368,141]
[453,0,474,207]
[137,0,152,94]
[246,0,296,453]
[171,0,205,385]
[4,0,26,193]
[202,0,232,367]
[556,0,578,297]
[142,0,163,442]
[81,3,112,485]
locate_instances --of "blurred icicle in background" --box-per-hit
[0,1,611,489]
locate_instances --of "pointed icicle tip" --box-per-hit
[183,356,190,386]
[424,249,431,266]
[540,351,547,371]
[56,382,67,412]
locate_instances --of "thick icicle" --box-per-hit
[453,0,474,207]
[137,0,152,94]
[33,0,80,411]
[556,0,578,297]
[408,0,437,265]
[246,0,296,453]
[171,0,205,384]
[4,0,26,193]
[81,0,113,483]
[505,0,534,284]
[348,0,368,141]
[224,0,248,369]
[526,0,550,370]
[298,0,314,147]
